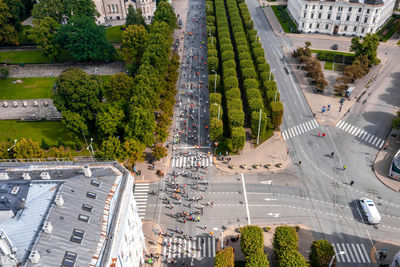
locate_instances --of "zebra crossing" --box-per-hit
[133,183,149,219]
[282,119,319,140]
[335,120,385,149]
[163,236,217,259]
[171,155,213,168]
[332,243,371,264]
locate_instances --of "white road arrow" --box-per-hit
[264,198,277,201]
[260,180,273,185]
[267,212,280,218]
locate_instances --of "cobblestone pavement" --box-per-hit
[5,62,125,78]
[0,99,61,120]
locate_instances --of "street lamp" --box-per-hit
[87,138,95,159]
[269,68,276,80]
[274,90,279,102]
[329,251,345,267]
[214,103,220,120]
[256,109,262,146]
[211,70,217,93]
[208,32,213,45]
[7,139,17,152]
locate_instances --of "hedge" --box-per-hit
[208,49,218,58]
[309,240,335,267]
[210,117,223,141]
[221,44,234,51]
[240,225,264,257]
[277,251,308,267]
[208,57,219,72]
[224,76,239,90]
[227,98,243,110]
[253,47,265,58]
[231,126,245,151]
[270,101,283,130]
[223,68,237,79]
[248,98,264,113]
[222,60,236,70]
[246,88,261,100]
[241,68,257,80]
[237,45,250,53]
[266,89,280,102]
[228,109,245,127]
[209,74,220,93]
[251,110,269,139]
[238,52,252,61]
[244,79,259,91]
[245,252,269,267]
[210,92,222,105]
[214,247,235,267]
[222,50,235,61]
[240,59,254,69]
[210,103,223,118]
[273,226,308,267]
[226,88,241,100]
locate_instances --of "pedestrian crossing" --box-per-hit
[171,155,213,168]
[282,119,319,140]
[332,243,371,264]
[133,183,149,219]
[335,120,385,149]
[163,236,217,259]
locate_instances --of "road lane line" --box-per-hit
[354,128,361,136]
[299,124,305,133]
[311,119,318,128]
[348,125,355,133]
[336,120,344,127]
[367,134,375,143]
[304,122,310,131]
[333,244,341,262]
[346,243,355,262]
[371,136,378,146]
[356,244,365,263]
[351,127,359,135]
[352,243,361,262]
[241,173,251,225]
[340,243,351,262]
[282,131,287,140]
[378,139,385,149]
[360,244,371,263]
[364,133,371,141]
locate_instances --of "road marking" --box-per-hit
[264,198,277,201]
[350,126,359,135]
[260,180,273,184]
[364,133,371,141]
[347,125,355,133]
[354,128,361,136]
[371,136,378,146]
[346,243,356,262]
[360,244,371,263]
[282,131,287,140]
[378,139,385,148]
[356,244,365,263]
[241,173,251,225]
[299,123,305,133]
[293,126,299,135]
[367,134,375,143]
[336,120,344,128]
[352,243,361,262]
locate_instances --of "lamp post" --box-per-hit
[208,32,213,45]
[7,139,17,152]
[329,251,345,267]
[211,70,217,93]
[269,68,276,80]
[274,90,278,102]
[87,138,95,159]
[214,103,220,120]
[256,109,262,145]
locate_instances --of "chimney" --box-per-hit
[42,222,53,234]
[55,196,64,206]
[40,172,50,180]
[19,198,26,209]
[0,173,9,180]
[22,173,31,180]
[29,251,40,264]
[83,166,92,178]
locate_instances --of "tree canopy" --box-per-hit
[0,0,18,44]
[121,25,148,66]
[350,33,380,66]
[126,5,145,27]
[32,0,98,22]
[28,17,61,60]
[153,1,177,30]
[104,73,135,102]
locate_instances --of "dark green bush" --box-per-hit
[223,68,237,79]
[223,60,236,70]
[239,52,252,61]
[309,239,335,267]
[253,47,265,58]
[246,88,261,100]
[209,93,222,105]
[245,252,269,267]
[240,59,254,69]
[214,247,235,267]
[208,57,219,72]
[237,45,250,54]
[243,79,259,91]
[231,127,245,151]
[224,76,239,90]
[227,98,243,110]
[241,68,257,80]
[222,51,235,61]
[249,98,264,113]
[226,88,241,100]
[240,225,264,257]
[228,109,245,127]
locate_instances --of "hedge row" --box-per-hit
[309,239,335,267]
[214,247,234,267]
[212,0,246,151]
[273,226,308,267]
[237,0,283,132]
[240,226,269,267]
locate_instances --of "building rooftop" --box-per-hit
[0,162,127,267]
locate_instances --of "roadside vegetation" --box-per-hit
[376,15,400,42]
[271,5,298,33]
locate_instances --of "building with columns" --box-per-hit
[93,0,156,24]
[287,0,396,36]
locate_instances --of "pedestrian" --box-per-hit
[298,161,302,165]
[350,180,354,186]
[331,152,335,157]
[204,224,207,230]
[318,132,321,137]
[322,133,326,137]
[183,218,186,223]
[343,165,347,170]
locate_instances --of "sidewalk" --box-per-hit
[213,132,291,173]
[262,6,285,35]
[142,220,164,267]
[374,129,400,192]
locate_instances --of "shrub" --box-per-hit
[222,51,235,62]
[219,37,232,46]
[210,117,223,141]
[0,68,9,79]
[223,68,237,79]
[208,57,219,72]
[231,127,245,151]
[240,59,254,69]
[209,74,220,93]
[207,15,215,24]
[257,63,269,73]
[208,49,218,58]
[246,88,261,100]
[224,76,239,90]
[223,60,236,70]
[234,32,246,40]
[259,71,269,82]
[240,225,264,257]
[277,251,308,267]
[226,88,241,100]
[247,29,257,40]
[244,79,259,91]
[248,98,264,113]
[237,45,250,54]
[235,37,247,47]
[210,93,222,105]
[253,47,265,58]
[214,247,235,267]
[219,31,231,40]
[266,89,279,102]
[251,41,262,49]
[241,68,257,79]
[309,240,335,267]
[210,103,223,118]
[221,44,234,52]
[270,101,283,130]
[273,226,298,255]
[227,98,243,110]
[263,80,277,92]
[245,252,269,267]
[256,56,266,65]
[239,52,252,61]
[228,109,244,127]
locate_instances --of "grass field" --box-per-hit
[311,50,354,57]
[324,61,333,70]
[106,26,123,43]
[0,50,71,64]
[271,6,298,33]
[0,77,55,100]
[0,120,79,146]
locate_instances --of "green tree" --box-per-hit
[12,138,44,159]
[32,0,98,22]
[28,17,61,60]
[125,107,155,146]
[126,5,145,27]
[104,73,135,102]
[350,33,380,65]
[153,1,177,30]
[231,127,245,151]
[61,110,89,135]
[309,240,335,267]
[4,0,25,25]
[121,25,148,65]
[96,103,125,137]
[0,0,18,44]
[64,0,99,20]
[56,16,116,62]
[40,138,50,150]
[210,117,223,141]
[123,138,146,169]
[32,0,64,22]
[305,41,311,48]
[53,67,103,123]
[97,136,125,160]
[240,225,264,257]
[152,144,167,160]
[245,252,269,267]
[214,247,234,267]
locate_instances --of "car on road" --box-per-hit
[332,44,339,50]
[360,197,381,224]
[284,67,289,74]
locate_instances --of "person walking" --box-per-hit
[298,161,302,165]
[204,224,207,230]
[350,180,354,186]
[343,165,347,170]
[331,152,335,157]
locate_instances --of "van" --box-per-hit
[360,198,381,224]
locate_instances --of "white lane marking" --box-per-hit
[360,244,371,263]
[378,139,385,149]
[342,123,350,131]
[304,122,310,131]
[356,244,365,263]
[340,243,351,262]
[210,156,213,166]
[299,123,305,133]
[282,131,287,140]
[241,173,251,225]
[336,120,344,127]
[312,119,318,128]
[346,243,356,262]
[351,126,359,135]
[333,244,341,262]
[354,128,361,136]
[347,125,355,133]
[371,136,378,146]
[293,126,299,136]
[363,133,371,141]
[352,243,361,263]
[367,134,375,143]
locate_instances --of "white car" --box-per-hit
[360,198,381,224]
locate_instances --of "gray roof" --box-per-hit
[0,162,126,267]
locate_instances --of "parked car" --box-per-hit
[360,197,381,224]
[332,44,339,50]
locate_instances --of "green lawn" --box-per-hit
[106,26,124,43]
[271,6,298,33]
[0,50,71,64]
[0,120,79,146]
[311,50,354,57]
[0,77,55,100]
[376,15,400,42]
[333,63,345,72]
[324,61,333,70]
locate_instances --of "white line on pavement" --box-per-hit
[241,173,251,225]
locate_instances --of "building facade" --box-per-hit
[94,0,156,24]
[287,0,396,36]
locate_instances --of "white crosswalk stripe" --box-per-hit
[163,236,217,260]
[332,243,371,263]
[172,154,213,168]
[133,183,149,219]
[281,119,320,141]
[335,120,386,149]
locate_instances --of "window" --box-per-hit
[325,24,329,29]
[302,23,304,27]
[361,28,365,33]
[320,5,323,9]
[73,229,85,237]
[82,204,93,212]
[327,14,331,19]
[318,13,321,19]
[111,4,115,13]
[304,12,307,18]
[356,16,360,22]
[78,214,90,223]
[305,4,308,9]
[70,235,83,244]
[346,15,350,21]
[311,13,314,19]
[336,15,341,20]
[373,17,376,23]
[358,8,362,12]
[329,6,332,11]
[375,9,378,14]
[354,26,357,31]
[338,6,343,11]
[62,251,77,267]
[86,192,97,199]
[90,180,101,187]
[364,17,368,23]
[344,26,348,31]
[108,5,111,13]
[312,5,315,9]
[316,23,320,29]
[349,7,352,11]
[366,9,370,14]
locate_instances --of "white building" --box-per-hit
[287,0,396,36]
[94,0,156,24]
[0,162,145,267]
